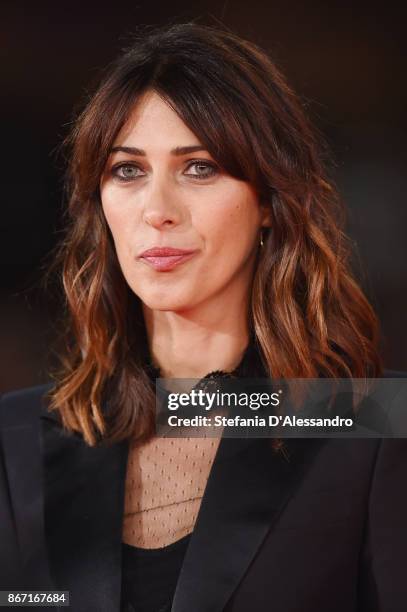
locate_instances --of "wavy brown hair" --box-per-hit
[47,22,382,447]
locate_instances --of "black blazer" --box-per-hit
[1,378,407,612]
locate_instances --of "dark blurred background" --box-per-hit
[1,0,406,392]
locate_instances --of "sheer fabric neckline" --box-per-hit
[122,337,266,550]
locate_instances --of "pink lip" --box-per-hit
[138,247,198,271]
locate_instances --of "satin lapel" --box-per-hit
[172,435,326,612]
[0,386,54,589]
[40,407,129,612]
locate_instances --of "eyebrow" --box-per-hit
[110,145,208,156]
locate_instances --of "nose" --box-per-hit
[142,177,183,230]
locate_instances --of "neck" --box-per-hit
[142,297,251,379]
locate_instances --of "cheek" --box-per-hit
[198,188,260,254]
[101,194,135,258]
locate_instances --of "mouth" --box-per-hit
[138,247,198,272]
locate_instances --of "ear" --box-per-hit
[259,203,272,228]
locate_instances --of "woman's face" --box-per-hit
[100,90,271,314]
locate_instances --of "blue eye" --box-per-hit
[111,163,144,181]
[185,160,218,180]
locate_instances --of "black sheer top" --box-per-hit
[120,337,266,611]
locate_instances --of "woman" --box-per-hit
[1,22,406,612]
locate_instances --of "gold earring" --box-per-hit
[260,230,264,247]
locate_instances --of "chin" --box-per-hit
[129,275,203,312]
[136,291,197,313]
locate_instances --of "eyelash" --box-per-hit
[110,159,219,182]
[186,160,218,180]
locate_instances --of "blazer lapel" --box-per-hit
[0,385,54,590]
[172,434,326,612]
[40,406,129,612]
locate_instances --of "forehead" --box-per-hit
[115,90,200,149]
